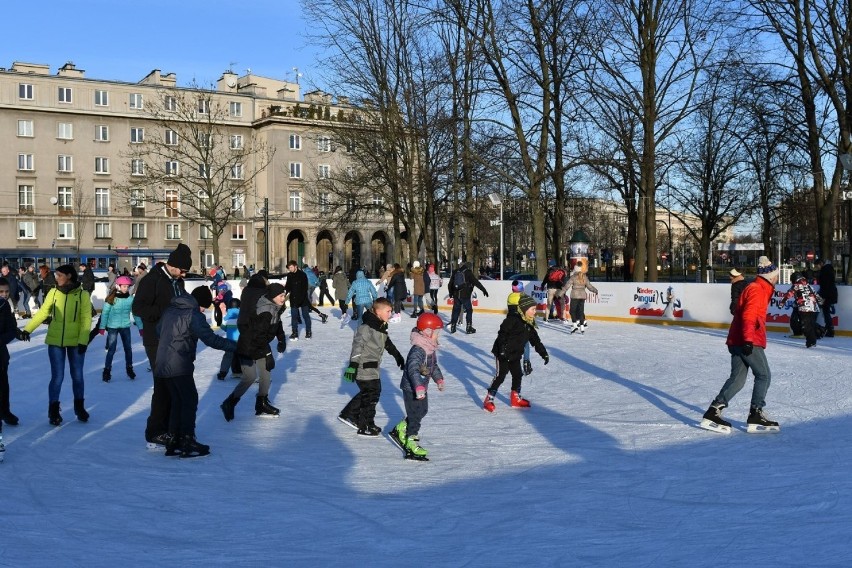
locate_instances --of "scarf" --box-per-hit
[410,329,438,356]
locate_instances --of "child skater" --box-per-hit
[0,278,19,461]
[217,298,243,380]
[389,312,445,461]
[784,272,823,348]
[483,293,549,412]
[338,297,405,436]
[508,281,534,376]
[98,275,141,382]
[155,286,236,458]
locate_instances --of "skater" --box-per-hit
[317,270,335,307]
[19,265,93,426]
[543,261,567,321]
[132,243,191,449]
[783,272,823,348]
[338,298,405,436]
[427,264,442,314]
[217,298,243,380]
[38,265,56,305]
[564,264,598,332]
[448,261,489,334]
[409,261,427,318]
[220,283,287,422]
[700,256,781,434]
[21,265,40,316]
[729,268,747,315]
[388,263,407,322]
[0,278,19,426]
[155,286,236,458]
[816,259,837,337]
[483,294,549,412]
[506,289,534,376]
[0,264,20,319]
[98,275,141,382]
[332,266,350,320]
[212,280,232,328]
[345,269,378,322]
[390,312,445,461]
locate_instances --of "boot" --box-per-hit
[466,324,476,334]
[510,390,530,408]
[255,395,280,417]
[179,434,210,458]
[483,393,496,413]
[700,403,731,433]
[390,419,408,449]
[74,399,89,422]
[1,410,19,426]
[432,305,438,314]
[450,323,457,334]
[404,435,429,460]
[747,406,780,433]
[220,394,240,422]
[102,367,111,382]
[164,434,181,457]
[126,365,136,379]
[49,401,63,426]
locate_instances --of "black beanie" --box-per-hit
[55,264,78,282]
[517,294,537,313]
[190,286,213,309]
[266,283,286,300]
[167,243,192,271]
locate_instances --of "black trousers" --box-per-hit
[821,303,835,334]
[165,375,198,437]
[800,311,818,346]
[340,379,381,429]
[450,298,473,326]
[488,356,523,395]
[144,341,171,439]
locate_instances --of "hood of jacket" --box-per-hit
[356,270,366,280]
[362,309,387,333]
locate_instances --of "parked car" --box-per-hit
[510,273,540,281]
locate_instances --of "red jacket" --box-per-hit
[726,276,774,348]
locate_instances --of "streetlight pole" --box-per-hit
[489,194,504,280]
[263,197,269,271]
[656,219,673,282]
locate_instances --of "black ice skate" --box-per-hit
[746,407,780,434]
[699,403,731,434]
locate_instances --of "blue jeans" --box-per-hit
[354,302,373,320]
[714,345,772,410]
[290,305,312,334]
[413,295,424,312]
[450,298,473,326]
[105,327,132,369]
[48,345,85,402]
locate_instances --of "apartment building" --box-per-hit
[0,61,395,275]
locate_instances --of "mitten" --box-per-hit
[483,290,489,298]
[523,359,533,376]
[139,329,144,337]
[542,353,549,365]
[277,340,286,353]
[742,342,753,356]
[394,354,405,369]
[265,352,275,371]
[98,329,106,335]
[16,329,30,342]
[343,362,358,382]
[78,344,88,355]
[415,386,427,400]
[436,379,445,392]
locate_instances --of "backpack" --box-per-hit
[453,269,467,289]
[547,268,565,285]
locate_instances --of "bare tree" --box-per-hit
[115,84,274,266]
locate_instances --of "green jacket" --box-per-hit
[24,283,92,347]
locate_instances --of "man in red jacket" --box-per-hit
[701,256,781,434]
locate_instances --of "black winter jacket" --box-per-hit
[0,298,16,368]
[284,269,310,308]
[388,270,407,299]
[491,309,547,362]
[237,296,285,360]
[132,263,185,346]
[80,267,96,293]
[238,274,268,327]
[448,266,487,301]
[154,294,236,379]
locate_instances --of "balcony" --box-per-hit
[58,206,74,216]
[131,207,146,218]
[290,211,302,219]
[18,205,34,214]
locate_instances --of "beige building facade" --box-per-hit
[0,61,394,275]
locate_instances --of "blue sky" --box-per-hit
[0,0,323,88]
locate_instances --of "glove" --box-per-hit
[265,352,275,371]
[78,344,88,355]
[436,379,445,392]
[742,342,753,356]
[483,290,489,298]
[395,354,405,370]
[98,329,106,335]
[277,341,286,353]
[523,360,533,376]
[343,362,358,382]
[16,329,30,342]
[542,354,549,365]
[415,386,427,400]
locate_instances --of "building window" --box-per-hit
[319,192,330,214]
[165,129,178,145]
[130,127,144,143]
[317,136,331,152]
[164,95,176,111]
[18,221,36,239]
[17,153,34,171]
[346,138,355,153]
[58,186,73,212]
[232,224,246,240]
[289,191,302,213]
[129,93,143,109]
[198,98,209,114]
[18,185,34,211]
[346,165,356,179]
[58,87,72,104]
[57,122,73,140]
[95,187,110,216]
[95,125,109,142]
[17,120,33,137]
[130,189,145,208]
[94,157,110,174]
[165,223,181,240]
[165,188,179,217]
[372,195,383,213]
[229,101,242,117]
[318,164,330,179]
[230,164,244,179]
[95,222,111,239]
[289,134,301,150]
[230,135,243,150]
[198,164,210,179]
[165,160,179,176]
[57,222,75,239]
[289,162,302,179]
[94,90,108,107]
[131,222,146,239]
[200,225,212,240]
[58,155,73,173]
[19,84,34,100]
[231,194,245,214]
[197,133,211,148]
[131,159,145,176]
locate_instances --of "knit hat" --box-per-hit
[55,264,78,281]
[266,283,286,300]
[190,286,213,309]
[115,275,133,286]
[517,294,537,314]
[729,268,742,278]
[167,243,192,271]
[756,256,779,282]
[507,292,522,306]
[511,280,524,293]
[412,261,421,269]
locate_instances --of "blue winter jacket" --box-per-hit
[345,271,378,307]
[305,268,319,288]
[399,333,444,397]
[154,294,236,379]
[99,293,142,330]
[221,307,240,341]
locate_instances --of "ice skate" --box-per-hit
[389,420,407,451]
[483,393,496,413]
[178,434,210,458]
[357,425,381,437]
[699,403,732,434]
[126,365,136,379]
[570,322,580,334]
[146,432,172,450]
[510,390,531,408]
[337,414,358,430]
[746,407,780,434]
[320,313,329,324]
[255,395,280,417]
[404,436,429,461]
[102,368,111,382]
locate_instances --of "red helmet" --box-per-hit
[416,312,444,331]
